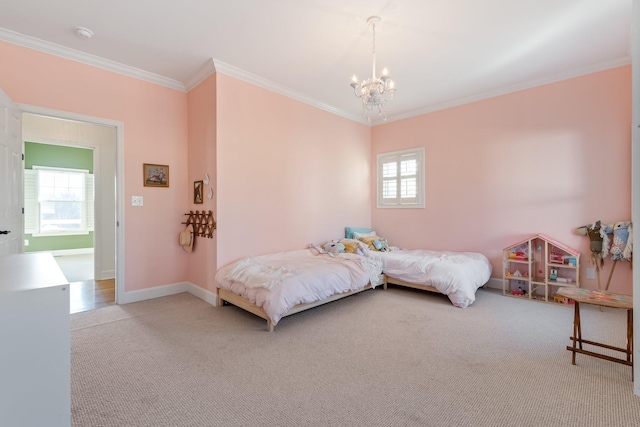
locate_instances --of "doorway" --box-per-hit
[23,139,111,312]
[19,106,124,310]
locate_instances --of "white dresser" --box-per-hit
[0,253,70,427]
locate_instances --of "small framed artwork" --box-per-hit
[143,163,169,187]
[194,180,204,204]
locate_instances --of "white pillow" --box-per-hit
[353,230,377,240]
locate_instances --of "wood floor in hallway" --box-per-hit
[70,279,115,314]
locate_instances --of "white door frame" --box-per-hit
[0,89,22,255]
[19,103,125,304]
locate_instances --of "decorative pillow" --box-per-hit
[352,230,377,240]
[359,235,390,252]
[345,227,374,239]
[339,239,362,254]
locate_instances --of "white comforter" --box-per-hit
[216,249,383,326]
[369,249,492,308]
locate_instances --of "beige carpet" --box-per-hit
[71,288,640,426]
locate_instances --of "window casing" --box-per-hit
[377,147,425,208]
[24,166,94,236]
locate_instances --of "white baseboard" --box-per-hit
[119,282,190,304]
[484,277,503,290]
[118,281,218,306]
[97,270,116,280]
[187,283,219,307]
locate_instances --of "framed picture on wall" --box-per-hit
[143,163,169,187]
[194,180,203,204]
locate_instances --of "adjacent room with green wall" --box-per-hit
[24,142,94,252]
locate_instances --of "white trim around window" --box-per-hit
[376,147,425,208]
[24,166,94,236]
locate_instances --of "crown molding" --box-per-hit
[384,56,631,124]
[0,27,186,92]
[4,27,625,128]
[210,58,368,125]
[184,59,217,91]
[2,25,369,125]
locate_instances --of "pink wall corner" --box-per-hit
[215,73,371,268]
[0,41,190,292]
[371,66,632,293]
[187,73,218,292]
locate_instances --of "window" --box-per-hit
[377,147,425,208]
[24,167,94,235]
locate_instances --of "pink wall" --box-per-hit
[0,41,190,291]
[2,39,630,296]
[215,73,371,267]
[372,66,632,293]
[187,73,218,291]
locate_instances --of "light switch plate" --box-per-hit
[586,267,596,280]
[131,196,143,207]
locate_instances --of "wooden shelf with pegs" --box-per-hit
[182,210,216,238]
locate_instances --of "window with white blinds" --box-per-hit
[24,167,94,235]
[377,147,425,208]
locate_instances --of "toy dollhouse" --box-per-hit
[503,234,580,303]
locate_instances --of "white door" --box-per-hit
[0,89,22,255]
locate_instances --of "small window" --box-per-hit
[377,147,425,208]
[24,167,94,236]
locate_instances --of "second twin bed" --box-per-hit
[216,229,492,331]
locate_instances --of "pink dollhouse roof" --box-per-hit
[503,234,580,257]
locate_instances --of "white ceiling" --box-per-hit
[0,0,632,124]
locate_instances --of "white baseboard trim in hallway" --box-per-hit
[119,281,218,306]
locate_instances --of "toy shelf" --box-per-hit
[503,234,580,304]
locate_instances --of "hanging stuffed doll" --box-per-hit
[602,221,633,262]
[576,220,610,267]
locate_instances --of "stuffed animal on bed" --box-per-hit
[359,235,390,252]
[323,241,346,254]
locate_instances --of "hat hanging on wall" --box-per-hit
[179,224,194,253]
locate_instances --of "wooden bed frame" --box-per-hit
[218,280,387,332]
[384,276,487,296]
[383,275,439,293]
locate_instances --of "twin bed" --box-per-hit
[216,228,492,331]
[216,248,384,332]
[372,249,492,308]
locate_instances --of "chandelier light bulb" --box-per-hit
[351,74,358,83]
[382,68,388,76]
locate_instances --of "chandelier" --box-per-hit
[350,16,396,122]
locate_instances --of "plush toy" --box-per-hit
[576,220,609,266]
[323,241,346,254]
[602,221,633,261]
[359,235,390,252]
